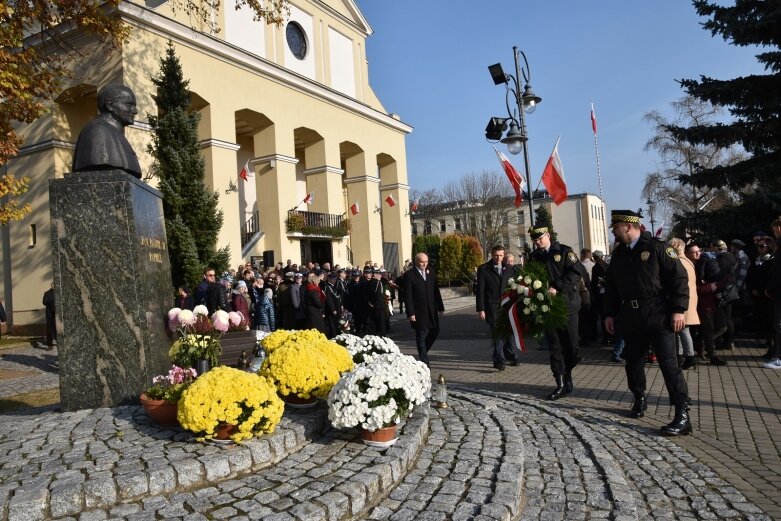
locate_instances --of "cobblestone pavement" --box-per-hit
[0,343,59,399]
[0,296,778,519]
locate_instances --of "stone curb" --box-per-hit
[0,405,329,520]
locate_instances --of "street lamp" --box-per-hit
[646,198,656,235]
[485,46,541,226]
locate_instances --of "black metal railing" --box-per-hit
[286,210,349,238]
[241,211,259,248]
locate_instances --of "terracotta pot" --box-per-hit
[214,423,237,440]
[359,425,398,447]
[140,393,179,427]
[282,394,318,409]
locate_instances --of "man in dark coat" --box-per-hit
[604,210,692,436]
[476,244,521,371]
[367,269,387,336]
[324,273,342,338]
[529,226,583,400]
[43,285,57,350]
[404,253,445,366]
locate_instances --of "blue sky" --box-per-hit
[356,1,764,228]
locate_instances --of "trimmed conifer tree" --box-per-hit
[148,42,230,291]
[669,0,781,236]
[534,205,558,242]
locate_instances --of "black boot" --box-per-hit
[661,403,692,436]
[548,375,565,400]
[681,356,697,370]
[629,393,647,418]
[564,371,573,394]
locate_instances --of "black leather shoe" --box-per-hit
[681,356,697,370]
[661,404,692,436]
[548,376,565,400]
[563,372,573,394]
[493,363,506,371]
[710,355,727,366]
[629,394,647,418]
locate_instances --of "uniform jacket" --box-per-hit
[476,261,513,323]
[367,278,386,310]
[604,233,688,331]
[404,267,445,331]
[529,241,583,313]
[325,283,341,316]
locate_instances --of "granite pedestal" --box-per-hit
[50,171,173,411]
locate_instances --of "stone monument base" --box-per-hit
[50,171,173,411]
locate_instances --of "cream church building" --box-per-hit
[1,0,412,332]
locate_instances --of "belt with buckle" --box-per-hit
[622,297,662,309]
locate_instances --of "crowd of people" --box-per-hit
[473,212,781,437]
[178,259,412,339]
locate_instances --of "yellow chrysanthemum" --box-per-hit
[178,366,284,442]
[260,330,353,399]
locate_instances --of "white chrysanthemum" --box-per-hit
[532,280,542,290]
[177,309,196,326]
[193,305,209,316]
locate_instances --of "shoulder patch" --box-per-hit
[665,247,677,259]
[568,251,578,263]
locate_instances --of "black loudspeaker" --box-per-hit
[263,250,274,268]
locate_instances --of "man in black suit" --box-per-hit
[477,244,522,371]
[404,253,445,366]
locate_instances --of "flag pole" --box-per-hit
[591,103,609,251]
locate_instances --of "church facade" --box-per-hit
[1,0,412,331]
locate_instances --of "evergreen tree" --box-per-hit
[669,0,781,236]
[437,235,463,284]
[534,205,558,242]
[148,42,230,290]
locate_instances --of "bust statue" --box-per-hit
[72,84,142,179]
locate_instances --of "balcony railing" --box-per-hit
[286,210,350,238]
[241,211,260,248]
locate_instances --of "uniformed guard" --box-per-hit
[603,210,691,436]
[528,225,583,400]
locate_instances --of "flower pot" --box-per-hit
[359,425,398,448]
[282,394,318,409]
[140,393,179,427]
[196,359,210,375]
[214,423,237,440]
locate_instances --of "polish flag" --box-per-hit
[410,199,419,213]
[541,138,567,206]
[303,193,313,205]
[239,159,250,182]
[385,194,396,207]
[493,145,525,208]
[655,225,664,238]
[590,103,598,135]
[350,201,360,215]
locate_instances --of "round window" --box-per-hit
[286,22,308,60]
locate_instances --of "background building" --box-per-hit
[1,0,412,332]
[412,192,609,259]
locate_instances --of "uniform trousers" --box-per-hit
[547,310,579,376]
[623,327,688,405]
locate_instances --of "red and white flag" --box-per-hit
[493,145,525,208]
[590,103,598,135]
[541,138,567,206]
[385,194,396,207]
[303,193,313,205]
[410,199,419,213]
[350,201,360,216]
[239,159,250,182]
[655,225,664,238]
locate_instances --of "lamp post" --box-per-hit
[646,198,656,236]
[486,46,542,227]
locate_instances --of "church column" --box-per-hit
[378,160,412,270]
[252,122,300,263]
[199,104,242,267]
[344,152,382,266]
